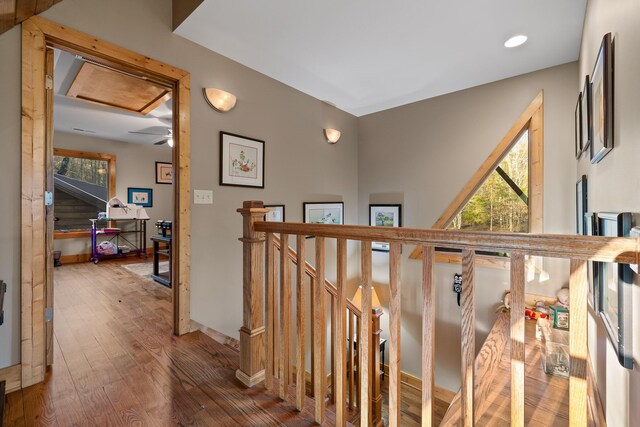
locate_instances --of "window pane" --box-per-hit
[54,154,110,230]
[449,131,529,232]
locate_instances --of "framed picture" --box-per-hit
[576,175,587,234]
[574,92,583,159]
[127,187,153,207]
[155,162,173,184]
[590,33,613,164]
[584,212,598,309]
[597,212,633,369]
[220,131,265,188]
[265,204,285,222]
[369,204,402,252]
[581,75,591,154]
[303,202,344,225]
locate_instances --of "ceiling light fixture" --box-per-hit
[203,87,237,112]
[324,128,341,144]
[504,34,528,48]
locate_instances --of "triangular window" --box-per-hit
[448,131,529,232]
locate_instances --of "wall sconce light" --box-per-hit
[352,285,382,311]
[324,128,341,144]
[203,87,237,112]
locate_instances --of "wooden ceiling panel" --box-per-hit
[0,0,62,35]
[66,62,172,115]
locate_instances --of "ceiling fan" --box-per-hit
[128,127,174,146]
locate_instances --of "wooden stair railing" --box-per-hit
[269,234,384,425]
[237,201,638,427]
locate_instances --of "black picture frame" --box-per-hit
[127,187,153,207]
[581,75,592,154]
[575,92,583,159]
[584,212,599,309]
[219,131,265,188]
[596,212,633,369]
[155,161,172,184]
[576,175,587,234]
[590,33,614,164]
[264,204,285,222]
[369,204,402,252]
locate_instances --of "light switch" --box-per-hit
[194,189,213,204]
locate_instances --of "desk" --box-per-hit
[151,236,171,288]
[90,218,148,263]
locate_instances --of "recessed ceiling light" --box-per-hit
[504,35,528,48]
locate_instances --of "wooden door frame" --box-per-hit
[21,16,191,388]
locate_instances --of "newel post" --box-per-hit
[371,307,384,427]
[236,200,269,387]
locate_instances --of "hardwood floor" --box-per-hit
[2,261,338,426]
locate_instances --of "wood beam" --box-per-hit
[172,0,203,30]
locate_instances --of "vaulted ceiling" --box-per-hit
[175,0,587,116]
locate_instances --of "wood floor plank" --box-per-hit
[4,260,356,426]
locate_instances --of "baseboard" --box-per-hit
[0,364,21,393]
[382,364,456,404]
[189,319,240,351]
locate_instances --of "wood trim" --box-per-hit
[410,92,544,260]
[256,222,637,264]
[53,148,117,200]
[435,251,510,270]
[528,101,544,233]
[0,364,22,394]
[21,16,191,390]
[21,17,47,388]
[173,73,191,335]
[0,0,61,35]
[45,46,55,368]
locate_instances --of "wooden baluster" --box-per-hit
[569,258,588,426]
[334,239,348,426]
[348,310,354,410]
[313,237,327,423]
[510,251,525,427]
[279,234,292,399]
[273,247,280,380]
[236,201,268,387]
[421,245,435,427]
[331,294,336,404]
[265,233,275,390]
[310,276,315,396]
[371,308,383,426]
[360,241,373,426]
[389,242,402,427]
[295,235,306,411]
[461,249,475,427]
[355,314,360,405]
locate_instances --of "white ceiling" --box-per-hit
[53,49,173,146]
[176,0,587,116]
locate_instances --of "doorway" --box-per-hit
[21,16,191,388]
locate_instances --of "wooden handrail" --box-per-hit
[257,222,637,264]
[272,235,362,318]
[241,202,631,426]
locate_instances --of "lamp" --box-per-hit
[324,128,341,144]
[203,87,237,112]
[351,285,382,311]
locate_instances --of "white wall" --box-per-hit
[53,132,173,255]
[358,62,578,391]
[0,0,359,368]
[578,0,640,425]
